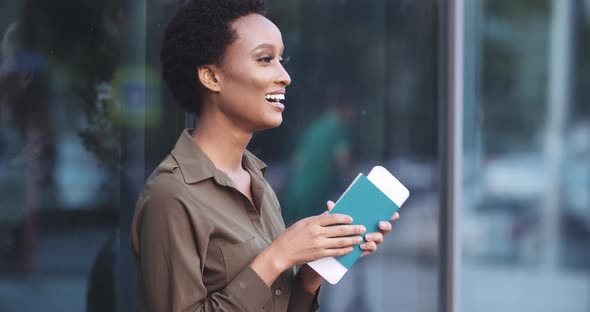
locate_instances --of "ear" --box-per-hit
[197,65,222,93]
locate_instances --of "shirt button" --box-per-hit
[274,288,282,296]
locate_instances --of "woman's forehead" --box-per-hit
[231,14,283,51]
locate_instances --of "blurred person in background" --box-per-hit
[281,83,358,225]
[0,21,55,277]
[1,1,124,310]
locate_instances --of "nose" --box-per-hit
[276,63,291,87]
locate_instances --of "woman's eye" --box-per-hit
[258,56,273,63]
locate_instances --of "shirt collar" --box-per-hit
[170,129,267,185]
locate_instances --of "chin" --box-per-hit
[267,118,283,129]
[258,114,283,131]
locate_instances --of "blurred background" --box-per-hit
[0,0,587,311]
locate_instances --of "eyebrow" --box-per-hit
[250,43,284,53]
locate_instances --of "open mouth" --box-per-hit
[265,93,285,103]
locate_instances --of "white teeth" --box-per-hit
[265,94,285,101]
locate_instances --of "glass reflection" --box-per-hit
[461,0,590,311]
[253,1,441,311]
[1,0,442,311]
[0,1,123,311]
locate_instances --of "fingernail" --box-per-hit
[360,226,366,233]
[357,236,363,244]
[379,221,389,228]
[365,234,373,241]
[360,243,367,249]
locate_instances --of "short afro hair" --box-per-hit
[161,0,266,114]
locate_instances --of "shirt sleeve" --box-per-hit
[133,179,273,312]
[288,268,320,312]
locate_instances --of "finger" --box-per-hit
[390,212,400,221]
[325,235,363,249]
[365,232,384,245]
[378,221,392,233]
[324,224,366,237]
[326,200,336,212]
[360,241,377,253]
[323,247,354,258]
[317,213,353,226]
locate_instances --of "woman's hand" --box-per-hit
[250,212,366,286]
[271,213,367,269]
[326,200,400,257]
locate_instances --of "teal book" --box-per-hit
[330,174,400,268]
[307,166,409,284]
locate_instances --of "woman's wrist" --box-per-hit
[249,244,290,286]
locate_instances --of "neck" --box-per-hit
[191,110,253,175]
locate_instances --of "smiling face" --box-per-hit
[202,14,291,132]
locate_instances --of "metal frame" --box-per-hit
[439,0,463,311]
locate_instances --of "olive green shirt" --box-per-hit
[131,129,319,312]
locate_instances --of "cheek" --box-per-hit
[225,64,272,91]
[224,73,271,108]
[240,73,269,95]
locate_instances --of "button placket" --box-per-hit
[217,172,273,245]
[243,169,274,244]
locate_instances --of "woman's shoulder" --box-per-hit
[140,154,187,203]
[131,155,192,242]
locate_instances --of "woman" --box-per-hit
[0,21,55,277]
[131,1,399,311]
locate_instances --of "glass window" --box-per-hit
[461,0,590,311]
[0,1,183,311]
[0,0,442,311]
[258,1,442,311]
